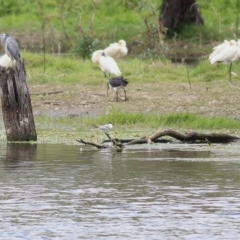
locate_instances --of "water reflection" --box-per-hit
[112,148,212,161]
[1,143,37,168]
[0,142,239,239]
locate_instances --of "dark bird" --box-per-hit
[107,76,129,101]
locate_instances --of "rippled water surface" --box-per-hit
[0,142,240,239]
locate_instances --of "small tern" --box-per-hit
[92,123,113,132]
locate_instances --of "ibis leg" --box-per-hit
[123,88,128,101]
[103,72,110,80]
[107,83,109,96]
[229,63,232,83]
[116,91,119,101]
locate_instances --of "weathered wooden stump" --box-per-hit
[0,60,37,141]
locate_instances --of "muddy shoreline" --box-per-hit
[29,80,240,119]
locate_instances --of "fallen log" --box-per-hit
[77,129,239,149]
[127,129,239,145]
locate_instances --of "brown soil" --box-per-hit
[29,80,240,119]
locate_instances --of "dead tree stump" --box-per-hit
[159,0,204,33]
[0,60,37,141]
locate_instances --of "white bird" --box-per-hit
[209,39,240,83]
[0,54,16,68]
[107,76,129,101]
[104,39,128,58]
[91,49,103,63]
[92,123,113,132]
[91,50,121,78]
[209,40,237,61]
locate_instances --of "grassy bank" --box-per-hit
[11,51,238,144]
[35,110,240,131]
[2,0,240,145]
[30,110,240,145]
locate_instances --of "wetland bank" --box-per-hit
[1,51,240,145]
[1,0,240,143]
[27,54,240,143]
[0,54,239,144]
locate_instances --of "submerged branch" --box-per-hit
[76,132,124,150]
[104,132,124,149]
[76,139,108,149]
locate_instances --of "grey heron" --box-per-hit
[0,33,20,67]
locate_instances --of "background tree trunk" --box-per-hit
[0,61,37,141]
[159,0,204,32]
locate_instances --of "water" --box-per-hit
[0,142,240,239]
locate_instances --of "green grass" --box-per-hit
[17,109,237,144]
[25,51,225,86]
[91,109,240,130]
[34,109,240,133]
[1,0,240,56]
[23,50,240,88]
[24,52,99,84]
[25,109,240,144]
